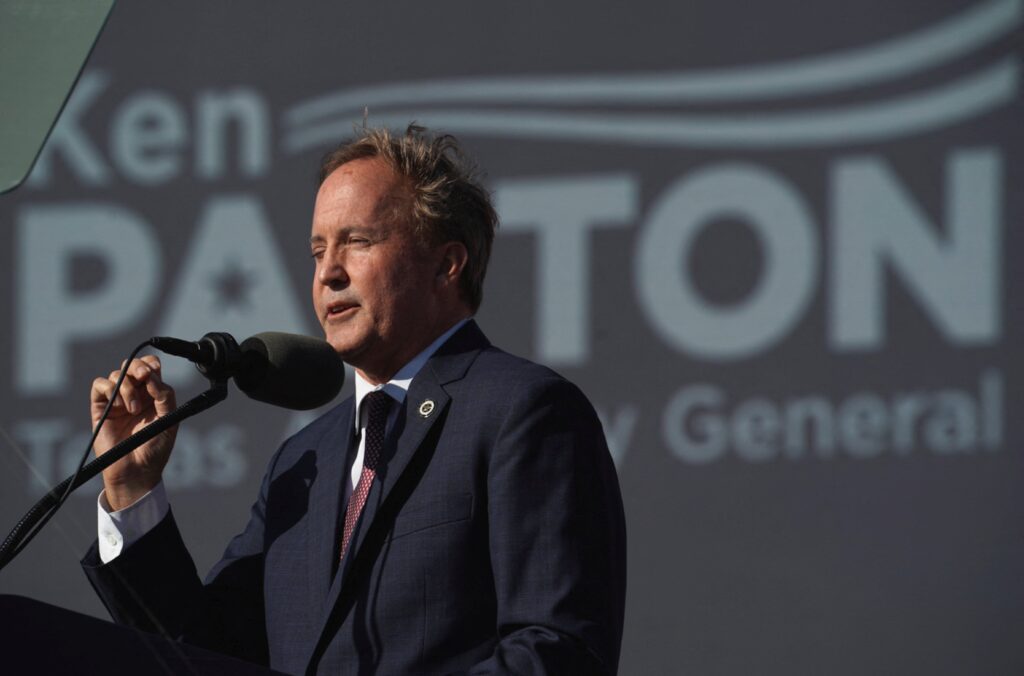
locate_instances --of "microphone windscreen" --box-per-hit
[235,332,345,410]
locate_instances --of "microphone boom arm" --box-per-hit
[0,379,229,572]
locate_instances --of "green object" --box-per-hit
[0,0,115,194]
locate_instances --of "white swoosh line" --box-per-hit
[283,60,1017,151]
[285,0,1021,125]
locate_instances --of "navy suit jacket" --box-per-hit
[83,322,627,674]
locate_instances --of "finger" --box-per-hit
[91,375,117,403]
[138,354,162,372]
[131,359,161,408]
[123,357,163,403]
[90,376,121,414]
[129,356,167,383]
[113,367,143,416]
[133,357,175,416]
[105,370,130,411]
[143,367,177,417]
[117,357,170,415]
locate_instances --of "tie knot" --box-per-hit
[362,391,391,470]
[363,390,392,425]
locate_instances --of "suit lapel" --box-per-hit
[318,377,452,610]
[306,401,356,613]
[307,322,490,671]
[346,321,490,566]
[351,379,450,559]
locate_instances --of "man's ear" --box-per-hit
[436,242,468,290]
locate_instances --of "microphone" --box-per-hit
[150,332,345,410]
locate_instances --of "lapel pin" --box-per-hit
[418,399,435,418]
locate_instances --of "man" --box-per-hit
[82,126,627,674]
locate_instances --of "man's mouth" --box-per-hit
[326,302,357,319]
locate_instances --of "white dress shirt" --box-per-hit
[97,318,470,564]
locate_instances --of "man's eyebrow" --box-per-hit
[310,227,366,246]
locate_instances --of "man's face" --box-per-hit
[310,157,444,383]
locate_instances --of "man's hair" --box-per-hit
[318,124,498,311]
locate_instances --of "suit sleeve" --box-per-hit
[81,456,276,666]
[471,376,628,675]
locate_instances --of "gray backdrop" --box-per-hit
[1,1,1022,673]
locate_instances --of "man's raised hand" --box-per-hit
[90,356,178,511]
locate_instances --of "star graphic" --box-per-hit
[209,260,254,311]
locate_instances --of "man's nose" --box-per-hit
[317,249,349,288]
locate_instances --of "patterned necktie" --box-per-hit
[340,390,391,560]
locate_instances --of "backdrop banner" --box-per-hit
[1,1,1021,673]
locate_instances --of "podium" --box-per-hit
[1,594,286,675]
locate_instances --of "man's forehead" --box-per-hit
[324,156,404,192]
[312,159,413,235]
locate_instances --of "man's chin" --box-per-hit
[324,334,369,364]
[328,343,359,362]
[323,332,353,356]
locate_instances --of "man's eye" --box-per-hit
[347,236,370,246]
[311,250,324,260]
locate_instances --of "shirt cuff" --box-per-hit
[96,482,169,564]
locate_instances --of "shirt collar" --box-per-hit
[352,318,470,431]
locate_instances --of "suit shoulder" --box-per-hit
[465,345,595,408]
[471,345,564,383]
